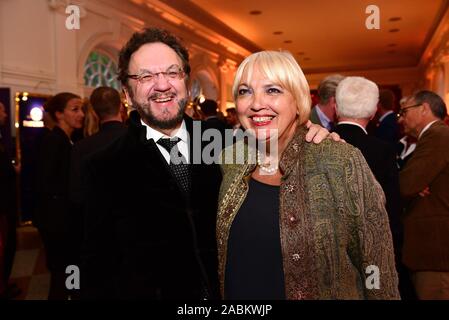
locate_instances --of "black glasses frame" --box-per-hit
[397,103,421,118]
[126,68,185,83]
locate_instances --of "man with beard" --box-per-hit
[81,28,335,299]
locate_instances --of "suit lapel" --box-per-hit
[310,107,323,127]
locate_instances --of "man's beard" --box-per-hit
[134,97,188,130]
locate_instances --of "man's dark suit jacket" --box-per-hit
[375,112,400,147]
[69,121,127,265]
[70,121,127,204]
[82,111,222,299]
[335,123,402,252]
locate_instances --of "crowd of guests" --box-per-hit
[0,26,448,300]
[311,75,449,300]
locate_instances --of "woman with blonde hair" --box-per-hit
[217,51,399,300]
[82,99,99,137]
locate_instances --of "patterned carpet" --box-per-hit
[10,225,50,300]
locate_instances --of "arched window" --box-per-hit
[84,51,120,89]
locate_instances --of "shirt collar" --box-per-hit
[418,120,438,140]
[141,119,188,143]
[337,121,368,135]
[379,110,394,123]
[315,105,331,127]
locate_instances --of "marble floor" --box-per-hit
[10,225,50,300]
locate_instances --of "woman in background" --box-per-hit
[35,92,84,300]
[82,99,99,138]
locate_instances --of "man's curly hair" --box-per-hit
[118,27,190,88]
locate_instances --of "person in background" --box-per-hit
[120,102,130,124]
[396,96,417,169]
[200,99,232,151]
[200,99,231,132]
[374,89,400,148]
[69,86,127,279]
[225,107,241,130]
[334,76,412,298]
[34,92,84,300]
[398,90,449,300]
[82,99,99,138]
[309,74,345,131]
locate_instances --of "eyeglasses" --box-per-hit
[127,68,185,84]
[397,103,421,118]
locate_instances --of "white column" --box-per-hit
[218,58,229,113]
[441,54,449,112]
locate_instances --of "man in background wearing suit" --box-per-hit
[200,99,231,134]
[200,99,232,150]
[69,87,127,271]
[334,77,412,298]
[310,74,344,131]
[375,89,400,148]
[399,90,449,300]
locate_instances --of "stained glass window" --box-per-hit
[84,51,120,89]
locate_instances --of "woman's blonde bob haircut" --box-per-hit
[232,50,311,125]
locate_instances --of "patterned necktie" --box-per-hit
[157,137,190,194]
